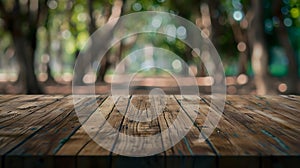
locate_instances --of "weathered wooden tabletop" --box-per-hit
[0,95,299,168]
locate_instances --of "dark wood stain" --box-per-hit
[0,95,299,168]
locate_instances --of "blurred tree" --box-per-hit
[226,1,250,74]
[0,0,298,94]
[0,0,48,93]
[43,6,56,84]
[97,0,126,82]
[73,0,125,84]
[248,0,271,95]
[273,0,299,93]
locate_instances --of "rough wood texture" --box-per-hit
[0,95,299,168]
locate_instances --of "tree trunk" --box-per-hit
[88,0,97,35]
[97,56,111,82]
[75,0,125,84]
[248,0,270,95]
[13,36,42,94]
[44,9,56,84]
[228,20,249,74]
[273,0,299,94]
[239,49,248,75]
[0,0,48,94]
[276,24,298,94]
[74,1,112,85]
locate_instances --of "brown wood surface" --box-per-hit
[0,95,299,168]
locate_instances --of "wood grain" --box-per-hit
[4,96,106,168]
[0,95,299,168]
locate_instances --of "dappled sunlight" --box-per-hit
[83,72,97,84]
[0,0,299,95]
[0,73,7,82]
[38,73,48,82]
[62,72,73,82]
[278,83,288,93]
[188,65,197,76]
[237,42,247,52]
[0,73,18,82]
[237,74,248,85]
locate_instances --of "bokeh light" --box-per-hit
[278,83,288,93]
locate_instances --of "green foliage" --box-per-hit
[0,0,299,78]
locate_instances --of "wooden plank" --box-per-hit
[203,95,300,167]
[0,95,42,114]
[196,95,283,167]
[78,96,128,155]
[234,96,300,153]
[163,95,216,167]
[4,96,106,168]
[77,96,129,168]
[0,95,299,167]
[111,95,165,167]
[180,96,233,154]
[5,97,78,155]
[246,95,300,122]
[240,96,300,138]
[7,96,106,155]
[280,95,300,104]
[280,94,300,102]
[0,95,19,104]
[56,96,115,168]
[0,96,65,155]
[240,95,300,127]
[0,95,63,127]
[2,96,75,168]
[113,95,163,155]
[55,127,91,156]
[56,96,114,156]
[174,95,216,155]
[202,95,292,154]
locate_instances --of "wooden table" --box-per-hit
[0,95,299,168]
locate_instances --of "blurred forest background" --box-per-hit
[0,0,299,95]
